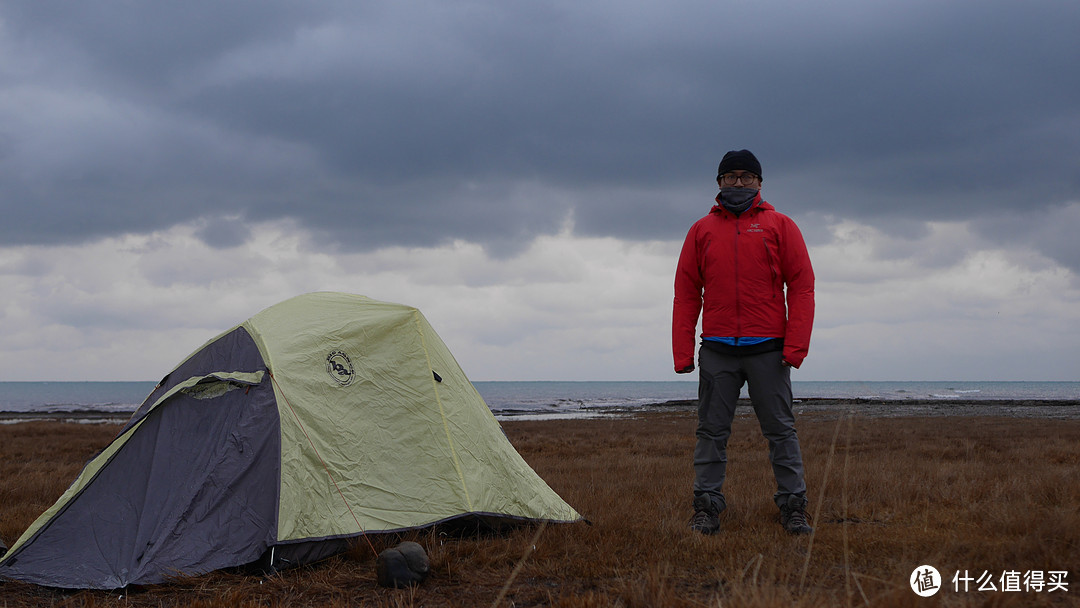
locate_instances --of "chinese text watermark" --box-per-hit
[910,566,1069,596]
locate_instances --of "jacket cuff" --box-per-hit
[782,348,804,369]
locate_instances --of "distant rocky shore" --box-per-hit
[0,409,135,423]
[645,397,1080,419]
[3,397,1079,424]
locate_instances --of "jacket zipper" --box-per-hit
[733,214,741,337]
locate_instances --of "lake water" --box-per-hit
[1,380,1076,421]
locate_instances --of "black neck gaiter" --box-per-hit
[719,188,757,216]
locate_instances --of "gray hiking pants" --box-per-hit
[694,346,807,512]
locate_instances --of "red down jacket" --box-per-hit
[672,193,815,371]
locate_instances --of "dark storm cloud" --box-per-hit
[2,1,1078,265]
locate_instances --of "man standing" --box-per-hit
[672,149,815,535]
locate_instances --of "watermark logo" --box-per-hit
[326,350,355,387]
[910,565,1070,596]
[911,565,941,597]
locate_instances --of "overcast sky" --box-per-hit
[2,1,1078,382]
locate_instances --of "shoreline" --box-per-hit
[642,397,1080,420]
[555,397,1080,421]
[5,397,1078,424]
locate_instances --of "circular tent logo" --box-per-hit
[910,565,941,597]
[326,350,356,387]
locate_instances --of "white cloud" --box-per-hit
[811,219,1080,380]
[1,216,1077,381]
[0,221,680,380]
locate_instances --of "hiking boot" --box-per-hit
[779,495,813,535]
[689,495,721,535]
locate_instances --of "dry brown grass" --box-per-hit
[1,412,1078,607]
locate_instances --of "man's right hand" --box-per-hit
[677,365,695,374]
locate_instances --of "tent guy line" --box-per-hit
[268,369,379,559]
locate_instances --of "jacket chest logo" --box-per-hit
[746,223,765,233]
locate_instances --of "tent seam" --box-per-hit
[413,310,473,511]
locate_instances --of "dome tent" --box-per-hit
[0,292,580,589]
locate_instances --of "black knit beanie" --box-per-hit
[716,149,762,180]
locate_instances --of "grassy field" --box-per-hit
[1,410,1077,607]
